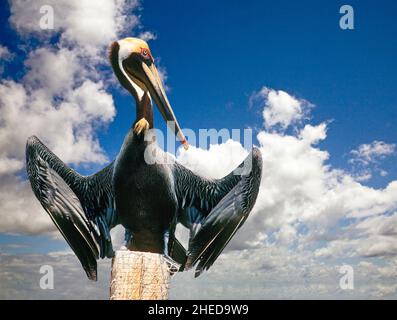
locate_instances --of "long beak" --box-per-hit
[140,62,189,149]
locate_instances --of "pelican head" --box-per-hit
[109,37,188,149]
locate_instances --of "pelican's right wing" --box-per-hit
[26,136,118,281]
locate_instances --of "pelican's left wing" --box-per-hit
[172,148,262,277]
[26,136,118,281]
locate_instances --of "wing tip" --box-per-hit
[27,135,39,144]
[194,268,203,278]
[26,136,41,153]
[85,267,98,281]
[251,146,261,158]
[251,147,263,167]
[184,256,206,278]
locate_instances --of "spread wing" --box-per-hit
[173,148,262,277]
[26,136,118,281]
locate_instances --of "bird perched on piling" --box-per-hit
[26,37,262,280]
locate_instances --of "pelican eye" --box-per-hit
[140,47,153,62]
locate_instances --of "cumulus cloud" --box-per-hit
[0,0,144,233]
[250,87,312,131]
[0,79,115,168]
[299,123,327,145]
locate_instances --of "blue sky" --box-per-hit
[0,0,396,299]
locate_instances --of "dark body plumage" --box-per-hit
[113,129,177,253]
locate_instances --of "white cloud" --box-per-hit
[353,171,372,182]
[250,87,311,131]
[23,48,80,97]
[139,31,157,41]
[0,174,51,234]
[299,123,327,145]
[0,78,114,169]
[380,170,388,177]
[356,213,397,238]
[350,140,395,165]
[177,139,247,179]
[275,224,297,245]
[0,158,23,176]
[349,141,395,181]
[9,0,140,57]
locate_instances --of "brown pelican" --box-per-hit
[26,38,262,280]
